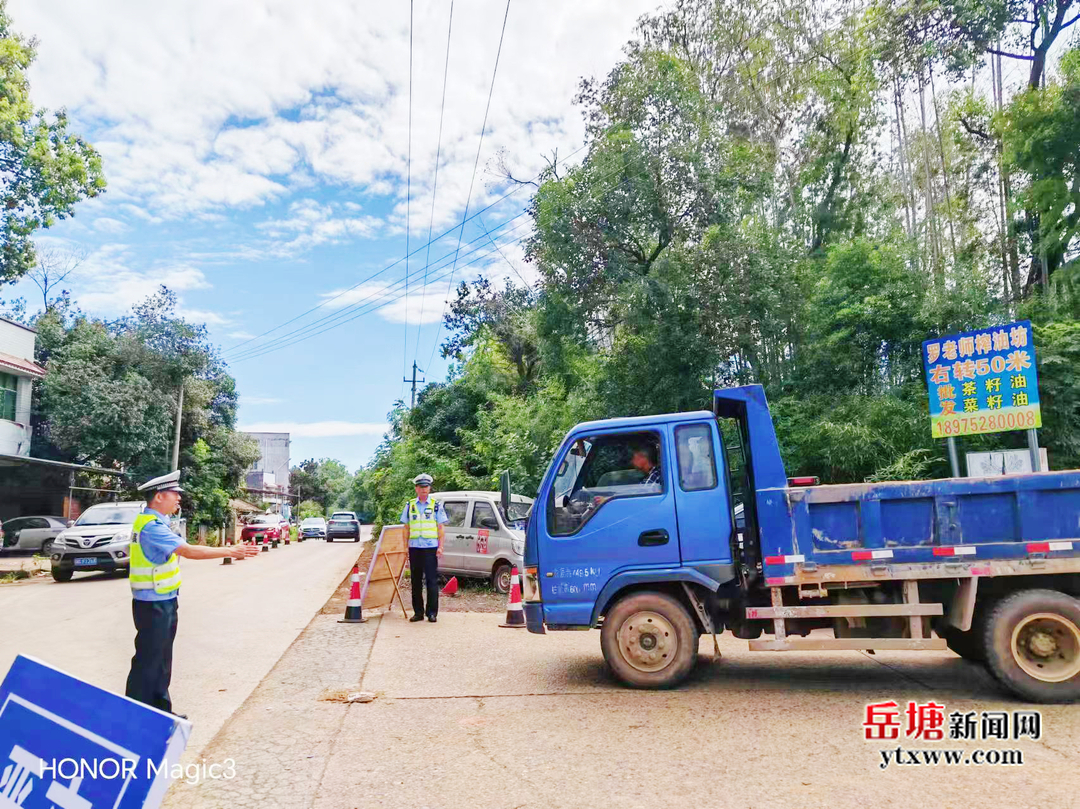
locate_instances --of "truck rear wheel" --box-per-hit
[984,589,1080,703]
[600,591,697,689]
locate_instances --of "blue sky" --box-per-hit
[7,0,661,471]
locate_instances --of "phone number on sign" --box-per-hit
[934,410,1037,437]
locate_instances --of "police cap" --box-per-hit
[138,469,185,494]
[412,473,434,486]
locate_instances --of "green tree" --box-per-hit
[0,2,105,280]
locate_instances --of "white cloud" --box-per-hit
[93,217,128,234]
[240,420,388,438]
[179,307,230,326]
[254,198,382,256]
[227,330,257,340]
[12,0,659,221]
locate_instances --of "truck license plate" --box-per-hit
[74,557,96,566]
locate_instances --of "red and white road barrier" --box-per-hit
[338,565,367,624]
[441,576,459,596]
[499,567,525,628]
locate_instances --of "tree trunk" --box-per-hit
[995,50,1022,297]
[893,84,914,239]
[929,66,958,265]
[918,79,942,284]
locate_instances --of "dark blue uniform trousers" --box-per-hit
[409,546,439,618]
[126,598,179,713]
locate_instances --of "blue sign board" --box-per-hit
[922,320,1041,439]
[0,655,190,809]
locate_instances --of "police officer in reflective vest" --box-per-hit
[125,470,259,715]
[400,473,448,623]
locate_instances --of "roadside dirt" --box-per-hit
[317,540,505,616]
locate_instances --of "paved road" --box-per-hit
[165,606,1080,809]
[0,532,367,758]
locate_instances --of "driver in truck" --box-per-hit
[631,443,661,488]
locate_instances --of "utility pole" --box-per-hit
[403,361,425,408]
[171,381,184,472]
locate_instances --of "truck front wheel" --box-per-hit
[600,591,698,689]
[984,589,1080,703]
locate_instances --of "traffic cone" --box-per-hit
[441,576,459,596]
[338,565,367,623]
[499,567,525,628]
[222,555,232,565]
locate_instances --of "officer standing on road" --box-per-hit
[400,473,448,623]
[125,470,259,716]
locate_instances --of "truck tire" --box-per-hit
[600,591,698,689]
[984,589,1080,703]
[942,625,985,662]
[51,567,73,583]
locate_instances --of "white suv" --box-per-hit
[49,501,146,582]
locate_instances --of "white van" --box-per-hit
[435,491,532,593]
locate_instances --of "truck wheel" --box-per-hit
[600,591,698,689]
[51,567,73,583]
[492,562,513,594]
[984,589,1080,703]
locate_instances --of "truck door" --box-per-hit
[669,420,734,566]
[538,427,680,626]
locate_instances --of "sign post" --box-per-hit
[922,320,1042,476]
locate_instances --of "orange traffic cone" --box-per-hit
[338,565,367,623]
[499,566,525,628]
[441,576,459,596]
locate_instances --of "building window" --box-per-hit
[0,373,16,422]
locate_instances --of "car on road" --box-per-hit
[1,516,68,556]
[240,513,284,544]
[49,501,146,582]
[300,517,327,540]
[436,491,532,594]
[327,511,360,542]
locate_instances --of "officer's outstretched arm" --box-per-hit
[176,543,259,561]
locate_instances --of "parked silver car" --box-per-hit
[49,501,146,582]
[1,516,68,556]
[436,491,532,594]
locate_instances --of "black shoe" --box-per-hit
[409,614,424,622]
[427,616,437,623]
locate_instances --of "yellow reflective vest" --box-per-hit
[407,497,440,543]
[129,512,182,595]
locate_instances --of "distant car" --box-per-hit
[327,511,360,542]
[1,516,68,556]
[240,513,283,544]
[300,517,326,540]
[50,501,146,583]
[278,516,291,542]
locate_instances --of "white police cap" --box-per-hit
[137,469,184,494]
[412,473,434,486]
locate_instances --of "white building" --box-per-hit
[0,317,44,457]
[242,432,291,514]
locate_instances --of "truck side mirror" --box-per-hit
[499,470,511,519]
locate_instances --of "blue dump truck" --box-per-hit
[517,384,1080,702]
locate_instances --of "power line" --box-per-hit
[227,147,666,364]
[425,0,512,373]
[232,228,537,364]
[226,213,535,362]
[404,0,415,380]
[222,142,586,360]
[412,0,455,374]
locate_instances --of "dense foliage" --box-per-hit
[33,289,258,529]
[355,0,1080,527]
